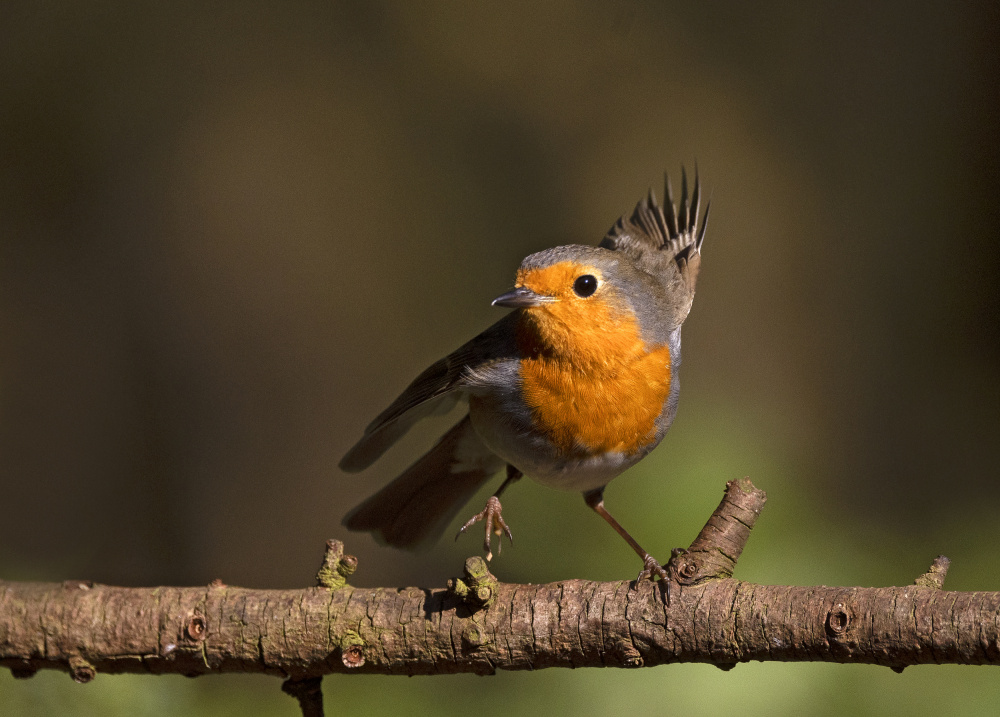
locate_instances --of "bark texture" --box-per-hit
[2,479,998,689]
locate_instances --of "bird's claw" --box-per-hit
[636,554,669,582]
[636,554,675,605]
[456,495,512,561]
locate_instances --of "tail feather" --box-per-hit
[342,414,505,549]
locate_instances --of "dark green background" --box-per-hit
[2,2,999,715]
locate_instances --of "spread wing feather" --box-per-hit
[339,312,518,472]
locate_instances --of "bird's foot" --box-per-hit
[636,553,669,582]
[637,554,675,605]
[456,495,512,561]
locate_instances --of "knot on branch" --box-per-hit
[447,556,498,610]
[185,614,207,642]
[825,602,853,637]
[667,548,703,586]
[338,631,366,669]
[316,540,358,590]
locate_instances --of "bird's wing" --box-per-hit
[339,312,518,472]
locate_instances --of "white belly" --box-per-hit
[468,395,644,493]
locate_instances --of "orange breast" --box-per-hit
[515,292,672,458]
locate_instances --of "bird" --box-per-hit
[340,169,709,582]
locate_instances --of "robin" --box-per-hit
[340,169,709,583]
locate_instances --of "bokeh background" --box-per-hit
[2,2,999,715]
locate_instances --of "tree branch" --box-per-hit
[3,479,999,715]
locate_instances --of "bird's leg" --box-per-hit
[457,465,522,560]
[584,488,672,589]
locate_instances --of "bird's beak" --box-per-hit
[491,286,553,308]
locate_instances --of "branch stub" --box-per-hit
[316,539,357,590]
[68,655,96,684]
[447,557,498,610]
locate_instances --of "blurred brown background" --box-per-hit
[2,2,999,715]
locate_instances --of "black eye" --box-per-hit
[573,274,598,297]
